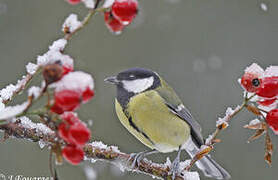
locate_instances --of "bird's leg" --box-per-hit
[170,146,182,180]
[129,150,158,169]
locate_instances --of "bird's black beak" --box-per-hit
[104,76,119,85]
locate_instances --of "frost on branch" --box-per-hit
[0,102,28,120]
[84,142,200,180]
[0,84,17,102]
[28,86,41,100]
[48,39,67,51]
[216,105,240,129]
[26,62,38,75]
[37,39,73,69]
[17,116,54,135]
[62,14,82,34]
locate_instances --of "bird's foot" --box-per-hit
[128,151,147,169]
[170,155,180,180]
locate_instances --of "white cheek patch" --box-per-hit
[122,76,154,93]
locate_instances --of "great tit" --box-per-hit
[105,68,231,179]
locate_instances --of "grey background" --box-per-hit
[0,0,277,180]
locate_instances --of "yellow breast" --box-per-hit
[115,90,190,153]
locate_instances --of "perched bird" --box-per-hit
[105,68,230,179]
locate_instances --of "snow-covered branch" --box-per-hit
[0,119,199,180]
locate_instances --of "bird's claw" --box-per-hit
[128,151,146,169]
[170,156,180,179]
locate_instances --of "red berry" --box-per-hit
[62,65,74,76]
[266,109,278,134]
[58,122,72,144]
[69,122,91,146]
[67,0,81,5]
[50,103,64,114]
[82,87,94,103]
[51,90,81,114]
[257,98,277,106]
[104,11,125,34]
[256,76,278,98]
[112,0,138,25]
[240,73,261,92]
[62,145,84,165]
[61,112,80,125]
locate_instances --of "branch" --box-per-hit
[0,120,192,180]
[0,7,107,105]
[185,94,256,171]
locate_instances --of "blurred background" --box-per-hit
[0,0,278,179]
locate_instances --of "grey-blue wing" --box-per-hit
[166,103,204,147]
[155,78,204,147]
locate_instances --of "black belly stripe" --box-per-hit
[128,117,154,145]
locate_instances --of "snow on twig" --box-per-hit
[0,120,199,180]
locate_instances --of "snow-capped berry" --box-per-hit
[51,90,81,114]
[61,112,79,125]
[104,11,125,34]
[257,98,277,106]
[263,66,278,78]
[266,109,278,134]
[43,63,63,85]
[240,73,262,92]
[256,76,278,98]
[53,71,94,94]
[50,72,94,114]
[67,0,81,5]
[245,63,264,76]
[112,0,138,25]
[62,145,84,165]
[69,122,91,146]
[82,87,95,103]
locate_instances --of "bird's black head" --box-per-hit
[105,68,161,107]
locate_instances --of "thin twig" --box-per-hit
[1,7,107,105]
[64,7,108,41]
[185,94,256,171]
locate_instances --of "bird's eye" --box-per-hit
[252,78,260,87]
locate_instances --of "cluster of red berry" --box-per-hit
[42,60,94,165]
[240,63,278,133]
[67,0,139,34]
[59,112,91,165]
[104,0,138,34]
